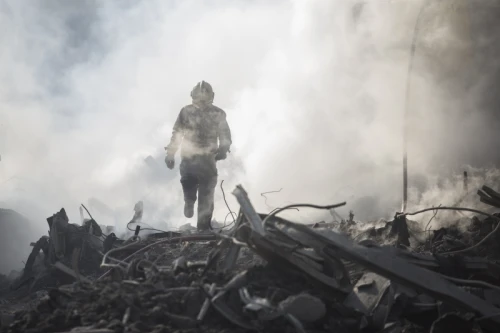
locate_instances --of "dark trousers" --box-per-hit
[180,155,218,229]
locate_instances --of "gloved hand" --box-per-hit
[215,148,228,161]
[165,154,175,169]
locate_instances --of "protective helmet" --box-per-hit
[191,81,215,104]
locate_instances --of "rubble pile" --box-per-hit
[419,215,500,258]
[2,185,500,333]
[6,266,327,333]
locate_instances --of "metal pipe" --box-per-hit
[464,171,468,192]
[402,0,430,211]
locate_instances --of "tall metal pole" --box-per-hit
[402,0,429,212]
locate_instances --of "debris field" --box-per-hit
[2,184,500,333]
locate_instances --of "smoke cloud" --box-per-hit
[1,0,500,272]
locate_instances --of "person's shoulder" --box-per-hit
[209,104,226,116]
[179,104,198,117]
[181,104,197,112]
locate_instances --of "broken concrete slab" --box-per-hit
[343,272,393,330]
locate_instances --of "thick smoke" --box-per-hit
[1,0,500,272]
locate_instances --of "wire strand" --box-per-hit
[425,204,441,232]
[100,236,141,269]
[213,180,236,231]
[425,204,441,248]
[126,220,168,234]
[81,204,95,221]
[260,188,283,208]
[440,274,500,293]
[262,202,347,228]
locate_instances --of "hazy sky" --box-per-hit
[1,0,500,249]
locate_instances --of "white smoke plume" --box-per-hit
[1,0,499,272]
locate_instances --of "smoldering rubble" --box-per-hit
[2,185,500,333]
